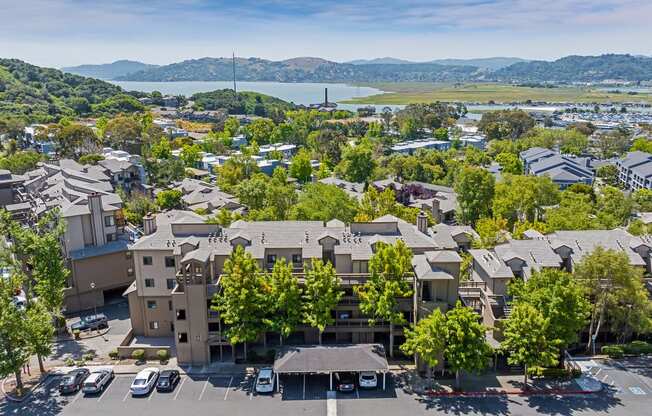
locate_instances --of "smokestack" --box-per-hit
[143,212,157,236]
[417,211,428,234]
[324,88,328,106]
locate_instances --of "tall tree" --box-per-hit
[444,302,492,390]
[356,240,413,357]
[501,303,559,389]
[492,175,559,226]
[0,266,30,393]
[211,246,268,360]
[289,148,313,183]
[575,247,652,352]
[400,309,447,387]
[454,166,495,225]
[24,301,55,373]
[302,260,342,344]
[265,259,302,344]
[509,269,589,358]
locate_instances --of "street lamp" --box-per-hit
[90,282,97,317]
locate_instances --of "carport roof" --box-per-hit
[273,344,389,374]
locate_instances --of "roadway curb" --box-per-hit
[1,373,54,403]
[425,388,600,397]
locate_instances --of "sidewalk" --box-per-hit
[1,367,50,402]
[401,370,603,397]
[50,361,254,376]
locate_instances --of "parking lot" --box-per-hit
[2,365,652,416]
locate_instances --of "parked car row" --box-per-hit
[336,371,378,392]
[59,367,181,396]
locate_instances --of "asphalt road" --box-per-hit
[2,369,651,416]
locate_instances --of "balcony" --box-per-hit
[418,300,449,316]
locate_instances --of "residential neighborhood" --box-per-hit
[2,2,652,416]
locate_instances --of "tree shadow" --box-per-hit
[417,395,511,415]
[525,388,623,416]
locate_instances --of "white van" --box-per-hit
[255,367,275,393]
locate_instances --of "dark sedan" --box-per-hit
[70,314,108,332]
[335,372,356,393]
[59,368,90,394]
[156,370,180,392]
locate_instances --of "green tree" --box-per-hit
[338,141,377,183]
[0,151,43,174]
[78,154,104,165]
[307,129,347,165]
[289,149,313,183]
[24,301,55,373]
[595,186,632,228]
[55,123,99,158]
[104,115,142,150]
[223,117,240,137]
[0,270,30,394]
[400,309,447,387]
[302,260,342,344]
[216,155,259,192]
[156,189,183,210]
[454,166,495,225]
[150,138,172,160]
[211,246,268,360]
[445,302,492,390]
[546,191,599,231]
[245,118,275,145]
[509,269,589,356]
[290,183,358,223]
[473,217,508,248]
[180,144,202,168]
[575,247,652,351]
[632,188,652,212]
[494,152,523,175]
[630,137,652,153]
[501,303,559,389]
[596,165,619,187]
[356,240,413,357]
[492,175,559,226]
[478,110,535,140]
[265,259,302,344]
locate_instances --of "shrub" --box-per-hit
[82,352,95,362]
[64,357,75,367]
[72,329,81,339]
[623,341,652,355]
[75,359,86,367]
[156,349,169,362]
[131,349,146,361]
[108,349,119,360]
[601,345,624,358]
[526,367,575,379]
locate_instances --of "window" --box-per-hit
[106,233,115,242]
[194,265,202,274]
[104,216,115,227]
[127,267,134,277]
[165,256,176,268]
[176,309,186,320]
[178,332,188,343]
[149,321,159,330]
[267,254,277,264]
[292,254,302,264]
[168,300,173,311]
[166,279,176,290]
[143,256,153,266]
[147,300,157,309]
[208,322,220,332]
[126,251,132,259]
[170,322,175,332]
[145,278,155,288]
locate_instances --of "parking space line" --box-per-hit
[224,376,233,401]
[122,388,131,402]
[303,374,306,401]
[148,387,157,401]
[601,374,609,382]
[70,390,83,405]
[199,377,210,401]
[355,388,360,399]
[97,381,114,403]
[594,368,602,377]
[173,377,187,401]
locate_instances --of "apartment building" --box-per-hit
[126,211,463,365]
[166,178,246,215]
[464,228,652,343]
[616,151,652,190]
[520,147,594,189]
[15,159,134,312]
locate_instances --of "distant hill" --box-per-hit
[428,57,527,71]
[62,60,159,80]
[117,57,480,83]
[191,89,296,115]
[347,57,416,65]
[0,59,144,123]
[349,57,526,70]
[492,54,652,83]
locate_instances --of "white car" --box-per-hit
[359,372,378,389]
[130,367,160,396]
[82,368,114,394]
[255,367,275,393]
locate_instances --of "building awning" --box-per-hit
[273,344,389,374]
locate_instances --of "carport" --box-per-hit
[273,344,390,391]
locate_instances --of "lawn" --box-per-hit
[343,83,652,105]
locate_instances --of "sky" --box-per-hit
[1,0,651,68]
